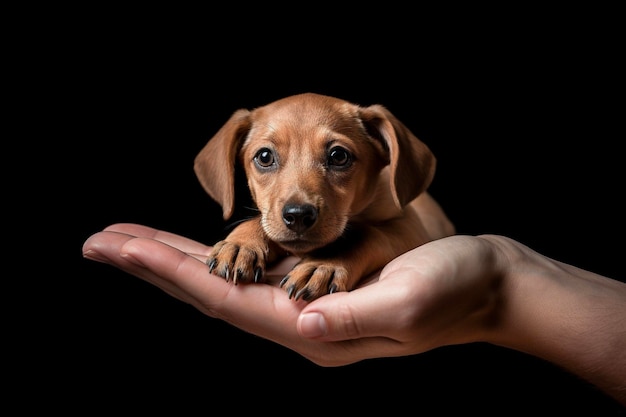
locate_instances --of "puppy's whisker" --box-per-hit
[224,216,257,232]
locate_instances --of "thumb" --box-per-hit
[296,282,406,341]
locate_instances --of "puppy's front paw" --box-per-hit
[207,240,267,284]
[279,261,349,301]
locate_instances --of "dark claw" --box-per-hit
[286,284,296,299]
[295,288,311,301]
[254,267,263,283]
[329,283,338,294]
[235,269,246,285]
[207,258,217,271]
[279,275,290,288]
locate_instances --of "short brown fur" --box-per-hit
[194,93,455,301]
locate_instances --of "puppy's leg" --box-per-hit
[208,217,279,284]
[281,209,432,301]
[410,192,455,239]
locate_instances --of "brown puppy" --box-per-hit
[194,93,455,301]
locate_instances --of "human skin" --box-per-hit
[82,223,626,405]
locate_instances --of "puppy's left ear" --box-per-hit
[194,109,252,220]
[360,105,436,209]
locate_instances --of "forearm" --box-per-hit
[480,235,626,404]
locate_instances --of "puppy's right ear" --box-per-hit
[194,109,251,220]
[359,105,436,210]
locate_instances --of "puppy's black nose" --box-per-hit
[282,204,317,233]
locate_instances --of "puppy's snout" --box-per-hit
[282,204,317,233]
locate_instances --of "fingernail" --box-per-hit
[83,250,109,263]
[299,312,327,338]
[120,252,145,267]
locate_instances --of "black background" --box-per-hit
[34,16,626,415]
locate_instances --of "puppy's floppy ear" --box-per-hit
[194,109,251,220]
[360,104,436,209]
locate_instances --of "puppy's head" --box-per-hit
[194,93,435,255]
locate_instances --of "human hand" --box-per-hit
[82,223,311,353]
[82,223,499,366]
[82,223,626,404]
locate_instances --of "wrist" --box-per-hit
[478,235,626,403]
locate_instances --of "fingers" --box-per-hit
[102,223,213,256]
[83,228,307,347]
[82,230,199,305]
[97,223,301,277]
[120,236,315,349]
[297,277,418,342]
[117,236,236,311]
[83,229,238,312]
[297,235,502,348]
[83,225,417,366]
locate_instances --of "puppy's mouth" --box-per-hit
[264,225,345,255]
[261,206,347,254]
[275,237,328,254]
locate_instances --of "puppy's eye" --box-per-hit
[254,148,275,169]
[327,146,352,168]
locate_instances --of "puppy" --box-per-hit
[194,93,455,301]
